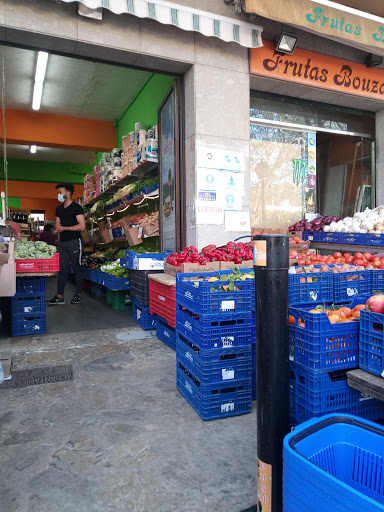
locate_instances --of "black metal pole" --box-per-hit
[253,234,290,512]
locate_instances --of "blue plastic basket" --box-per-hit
[156,316,176,350]
[176,361,252,421]
[12,313,46,336]
[284,414,384,512]
[176,272,253,316]
[120,250,171,269]
[371,269,384,292]
[176,333,252,385]
[176,304,253,349]
[219,268,255,311]
[132,297,157,330]
[340,232,366,245]
[142,183,158,194]
[12,295,46,315]
[302,232,342,244]
[112,227,125,239]
[91,282,106,298]
[289,295,368,371]
[359,309,384,377]
[333,268,371,303]
[289,266,334,306]
[289,362,384,426]
[364,233,384,246]
[251,312,256,345]
[103,273,130,291]
[15,276,46,295]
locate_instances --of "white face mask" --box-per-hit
[58,193,65,203]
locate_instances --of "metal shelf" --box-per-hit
[85,159,158,207]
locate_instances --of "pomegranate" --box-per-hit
[366,294,384,314]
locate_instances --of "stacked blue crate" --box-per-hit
[175,271,254,420]
[12,276,47,336]
[289,295,384,426]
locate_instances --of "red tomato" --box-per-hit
[343,253,351,259]
[363,252,373,262]
[373,260,381,268]
[355,252,363,259]
[380,264,384,270]
[355,259,364,266]
[310,255,318,262]
[345,256,353,264]
[298,259,305,265]
[339,258,345,264]
[334,252,342,259]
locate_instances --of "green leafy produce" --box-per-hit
[14,241,57,259]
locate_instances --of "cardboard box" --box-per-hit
[100,229,112,244]
[220,260,254,270]
[81,230,91,243]
[165,261,221,276]
[125,227,143,246]
[289,242,310,250]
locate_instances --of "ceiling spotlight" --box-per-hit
[275,33,299,54]
[30,145,37,154]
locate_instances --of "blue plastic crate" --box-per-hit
[333,268,371,303]
[364,233,384,246]
[284,414,384,512]
[176,361,252,421]
[303,232,342,244]
[112,227,125,239]
[289,266,334,306]
[132,297,157,330]
[176,272,253,316]
[120,250,171,269]
[371,269,384,292]
[289,362,384,426]
[289,295,368,371]
[176,304,252,349]
[156,316,176,350]
[91,282,106,298]
[359,309,384,377]
[340,232,366,245]
[103,273,130,291]
[251,312,256,344]
[176,333,252,385]
[12,313,46,336]
[12,295,46,315]
[15,276,46,295]
[219,268,255,311]
[142,183,158,194]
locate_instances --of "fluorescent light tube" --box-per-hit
[30,145,37,154]
[32,82,43,111]
[35,51,48,83]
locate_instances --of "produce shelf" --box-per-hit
[311,243,384,254]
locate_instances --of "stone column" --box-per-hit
[184,34,250,249]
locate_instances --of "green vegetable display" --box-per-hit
[14,241,57,259]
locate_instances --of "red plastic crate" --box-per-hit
[16,253,60,273]
[149,279,176,328]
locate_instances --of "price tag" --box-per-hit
[221,300,235,311]
[222,368,235,380]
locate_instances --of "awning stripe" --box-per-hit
[63,0,263,49]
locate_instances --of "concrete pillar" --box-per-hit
[376,110,384,206]
[184,35,250,249]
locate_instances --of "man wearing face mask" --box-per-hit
[47,183,85,305]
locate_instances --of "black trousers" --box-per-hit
[57,239,83,295]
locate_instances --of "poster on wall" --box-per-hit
[197,145,245,172]
[158,82,180,251]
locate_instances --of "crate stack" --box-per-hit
[289,286,384,425]
[130,269,159,330]
[175,272,254,420]
[148,273,176,350]
[12,276,46,336]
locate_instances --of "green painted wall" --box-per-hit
[0,158,94,184]
[116,74,175,146]
[0,198,20,211]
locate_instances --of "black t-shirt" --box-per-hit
[56,202,84,242]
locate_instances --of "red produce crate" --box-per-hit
[149,277,176,328]
[16,253,60,273]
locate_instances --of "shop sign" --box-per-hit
[250,41,384,101]
[245,0,384,53]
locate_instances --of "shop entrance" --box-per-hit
[249,93,375,231]
[0,44,184,337]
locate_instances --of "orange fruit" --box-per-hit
[298,319,305,328]
[352,311,361,318]
[289,315,295,325]
[328,315,339,324]
[309,309,322,314]
[353,305,366,312]
[340,307,352,318]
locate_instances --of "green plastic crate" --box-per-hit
[106,289,132,310]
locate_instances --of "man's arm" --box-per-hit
[55,216,61,231]
[55,214,86,233]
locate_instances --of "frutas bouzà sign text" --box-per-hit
[250,41,384,101]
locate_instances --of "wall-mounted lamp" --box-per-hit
[275,33,299,54]
[365,53,383,68]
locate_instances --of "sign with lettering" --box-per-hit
[245,0,384,53]
[250,41,384,101]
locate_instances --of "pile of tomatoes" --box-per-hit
[290,251,384,269]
